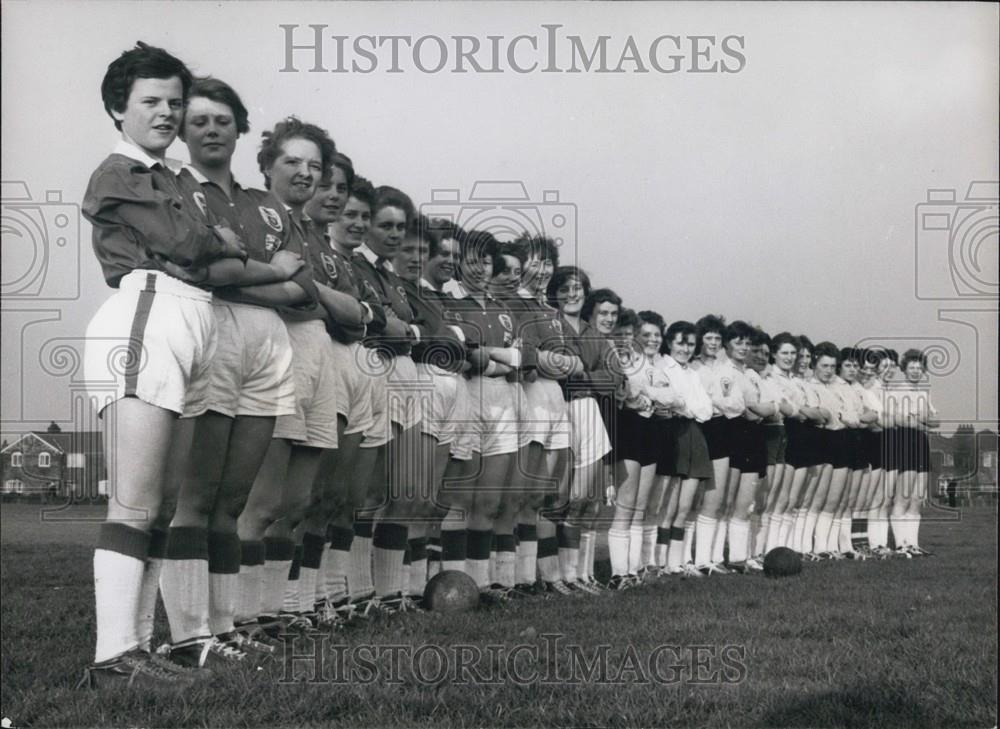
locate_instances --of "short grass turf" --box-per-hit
[1,501,996,728]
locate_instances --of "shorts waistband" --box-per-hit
[118,270,213,302]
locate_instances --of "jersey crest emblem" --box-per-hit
[396,285,408,303]
[321,252,339,283]
[721,377,733,397]
[259,207,284,232]
[265,234,281,253]
[551,319,563,335]
[498,314,513,332]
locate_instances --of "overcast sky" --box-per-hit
[1,0,997,437]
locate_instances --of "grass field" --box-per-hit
[1,501,996,728]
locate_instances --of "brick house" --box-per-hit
[0,423,106,500]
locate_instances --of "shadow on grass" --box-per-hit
[762,683,941,729]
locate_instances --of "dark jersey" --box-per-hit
[83,151,230,287]
[559,316,620,402]
[402,280,467,372]
[351,250,415,357]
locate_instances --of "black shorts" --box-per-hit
[893,426,931,472]
[865,430,883,470]
[817,429,852,469]
[700,416,738,461]
[663,419,713,480]
[785,420,822,468]
[615,408,661,466]
[731,419,767,476]
[653,418,678,476]
[882,428,900,471]
[846,429,869,470]
[764,424,787,466]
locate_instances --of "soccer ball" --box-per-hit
[763,547,802,578]
[423,570,480,612]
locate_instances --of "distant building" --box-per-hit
[0,422,106,500]
[929,425,998,502]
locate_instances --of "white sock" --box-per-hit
[298,567,319,613]
[803,511,820,554]
[577,531,593,582]
[792,509,808,552]
[695,515,718,567]
[765,515,782,554]
[135,556,162,653]
[209,572,238,635]
[640,526,658,569]
[515,536,538,585]
[349,534,374,600]
[754,514,769,557]
[160,558,210,644]
[813,513,833,554]
[627,524,643,574]
[607,528,630,577]
[683,520,696,564]
[94,546,146,662]
[728,518,750,564]
[235,563,263,626]
[711,518,728,564]
[496,551,516,588]
[558,547,579,583]
[910,514,922,548]
[261,559,292,617]
[838,517,854,553]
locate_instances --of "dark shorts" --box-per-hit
[615,408,661,466]
[785,420,816,468]
[846,429,869,470]
[817,429,852,469]
[890,426,931,473]
[865,430,883,470]
[764,424,787,466]
[700,416,739,462]
[661,419,713,480]
[731,419,767,477]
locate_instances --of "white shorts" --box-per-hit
[449,376,479,461]
[195,301,295,418]
[416,363,461,445]
[272,319,340,449]
[471,375,520,458]
[512,382,532,449]
[360,349,392,449]
[386,354,427,431]
[522,378,572,451]
[331,341,374,437]
[570,397,612,468]
[84,270,215,416]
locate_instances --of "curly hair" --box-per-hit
[257,116,336,188]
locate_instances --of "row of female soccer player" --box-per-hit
[79,42,938,689]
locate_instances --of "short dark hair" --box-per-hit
[581,288,622,323]
[101,42,194,131]
[459,229,500,267]
[347,175,375,211]
[183,77,249,137]
[511,233,560,267]
[406,214,440,250]
[493,244,521,278]
[547,266,591,309]
[797,335,815,353]
[885,348,900,364]
[750,327,771,349]
[724,320,756,345]
[426,218,464,258]
[373,185,415,224]
[695,314,727,354]
[663,320,697,352]
[813,341,841,366]
[839,347,862,366]
[771,332,800,353]
[861,347,886,367]
[637,310,666,332]
[900,348,926,370]
[615,308,639,331]
[330,152,356,191]
[257,116,336,189]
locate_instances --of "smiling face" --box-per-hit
[774,342,798,374]
[591,301,619,336]
[266,136,322,211]
[491,254,522,295]
[459,250,494,293]
[636,322,662,358]
[840,359,859,383]
[750,343,770,373]
[426,237,459,288]
[879,357,898,383]
[395,234,428,282]
[183,95,238,169]
[114,76,185,157]
[700,330,723,358]
[796,347,813,375]
[304,164,349,225]
[555,275,585,315]
[368,205,408,258]
[904,360,925,384]
[726,336,750,365]
[859,360,878,383]
[669,331,696,365]
[331,195,371,251]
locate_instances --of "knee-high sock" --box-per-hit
[765,515,783,554]
[803,511,820,554]
[94,523,150,663]
[711,518,728,564]
[837,517,854,553]
[537,530,561,583]
[324,526,353,604]
[136,528,166,653]
[812,513,833,554]
[557,522,581,583]
[753,514,768,557]
[607,528,629,577]
[683,520,696,565]
[408,537,429,596]
[514,524,538,585]
[494,533,516,588]
[577,531,593,582]
[666,526,686,570]
[426,536,442,579]
[441,528,468,574]
[910,514,922,548]
[282,545,303,613]
[728,518,750,564]
[160,526,210,645]
[627,524,643,574]
[373,522,408,598]
[868,515,888,548]
[640,526,658,569]
[207,531,241,636]
[792,509,808,552]
[260,537,295,619]
[299,532,326,613]
[694,515,718,567]
[235,540,265,626]
[585,529,598,579]
[349,520,374,600]
[465,529,493,589]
